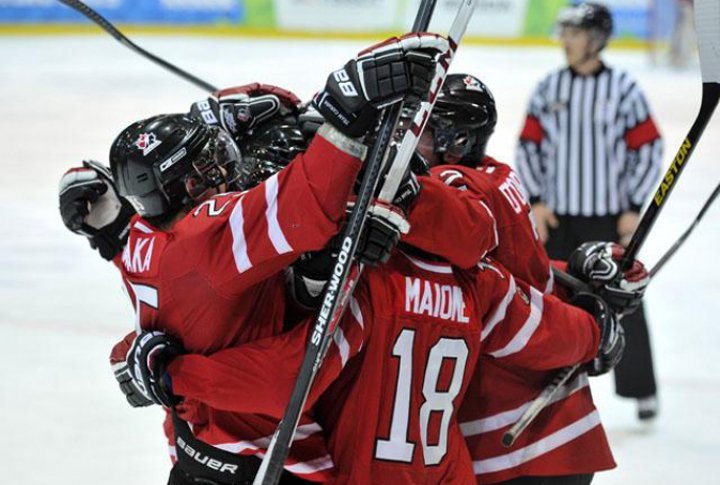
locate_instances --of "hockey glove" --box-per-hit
[567,241,649,315]
[313,33,449,138]
[109,332,154,408]
[59,160,134,261]
[351,171,420,266]
[190,83,301,138]
[127,331,185,408]
[572,292,626,376]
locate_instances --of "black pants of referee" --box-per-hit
[546,214,658,399]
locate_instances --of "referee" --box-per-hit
[516,2,662,420]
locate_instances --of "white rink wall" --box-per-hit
[0,35,718,484]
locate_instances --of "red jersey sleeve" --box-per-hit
[477,260,599,371]
[431,162,554,293]
[167,277,373,417]
[403,175,498,268]
[172,127,364,297]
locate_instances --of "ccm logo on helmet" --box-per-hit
[176,436,239,475]
[159,148,187,173]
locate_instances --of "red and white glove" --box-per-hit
[567,241,649,315]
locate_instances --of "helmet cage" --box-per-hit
[429,99,493,160]
[237,121,307,190]
[181,127,243,200]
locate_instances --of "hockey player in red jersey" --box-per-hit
[414,73,651,484]
[59,34,452,484]
[59,35,514,485]
[126,245,624,484]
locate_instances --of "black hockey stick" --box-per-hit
[620,0,720,270]
[252,1,482,483]
[650,180,720,278]
[57,0,218,92]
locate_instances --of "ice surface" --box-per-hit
[0,35,718,484]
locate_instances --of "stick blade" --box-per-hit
[695,0,720,84]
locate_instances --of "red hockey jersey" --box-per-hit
[110,128,501,481]
[432,158,615,483]
[166,253,600,484]
[113,128,366,482]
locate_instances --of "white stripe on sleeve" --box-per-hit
[481,276,517,342]
[229,197,252,273]
[488,286,544,358]
[264,173,293,255]
[473,410,601,475]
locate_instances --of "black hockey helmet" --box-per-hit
[428,73,497,167]
[110,114,242,218]
[557,2,614,49]
[237,116,309,190]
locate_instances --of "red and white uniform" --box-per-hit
[433,158,615,483]
[165,253,600,484]
[109,126,500,481]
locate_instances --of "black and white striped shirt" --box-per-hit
[516,65,663,216]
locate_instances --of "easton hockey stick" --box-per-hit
[506,0,720,447]
[620,0,720,270]
[650,180,720,278]
[57,0,218,92]
[252,2,481,483]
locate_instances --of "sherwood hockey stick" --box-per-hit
[253,1,480,483]
[57,0,217,92]
[650,180,720,277]
[620,0,720,270]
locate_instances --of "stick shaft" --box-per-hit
[57,0,217,92]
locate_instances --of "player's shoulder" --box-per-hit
[473,257,514,304]
[120,217,169,279]
[375,252,483,327]
[477,156,513,177]
[431,163,484,189]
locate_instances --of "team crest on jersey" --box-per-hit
[133,132,161,156]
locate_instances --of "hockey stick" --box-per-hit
[252,2,481,483]
[56,0,217,92]
[650,180,720,278]
[620,0,720,270]
[501,267,589,447]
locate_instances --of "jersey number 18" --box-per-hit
[375,328,469,465]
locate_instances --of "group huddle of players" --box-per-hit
[58,34,647,485]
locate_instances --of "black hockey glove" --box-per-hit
[572,292,626,376]
[109,332,153,408]
[190,83,301,138]
[287,250,335,310]
[313,33,449,138]
[351,171,421,266]
[59,160,134,261]
[567,241,649,315]
[127,331,185,408]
